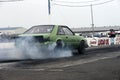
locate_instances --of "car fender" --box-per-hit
[80,39,88,48]
[55,38,63,42]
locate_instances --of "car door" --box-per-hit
[57,26,78,47]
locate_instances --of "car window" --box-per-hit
[24,25,54,34]
[58,27,65,35]
[62,27,74,35]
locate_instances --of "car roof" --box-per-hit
[33,25,67,27]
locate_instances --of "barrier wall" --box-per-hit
[115,35,120,45]
[0,36,120,49]
[86,36,120,47]
[86,37,109,47]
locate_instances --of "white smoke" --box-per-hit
[0,37,72,61]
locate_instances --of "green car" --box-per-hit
[16,25,88,54]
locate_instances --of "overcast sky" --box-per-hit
[0,0,120,28]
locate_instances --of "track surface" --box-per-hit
[0,45,120,80]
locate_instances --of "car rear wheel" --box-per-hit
[54,40,64,52]
[78,40,86,54]
[55,40,64,49]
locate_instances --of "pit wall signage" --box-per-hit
[98,38,109,46]
[86,36,120,47]
[115,35,120,45]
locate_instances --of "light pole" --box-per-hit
[48,0,51,15]
[90,4,94,35]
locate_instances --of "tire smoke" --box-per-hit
[0,37,72,61]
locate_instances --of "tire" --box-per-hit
[56,40,64,49]
[54,40,64,52]
[78,40,86,54]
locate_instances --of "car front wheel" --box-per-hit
[78,40,86,54]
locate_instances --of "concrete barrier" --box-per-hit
[115,35,120,45]
[0,36,120,49]
[86,36,120,47]
[86,37,110,47]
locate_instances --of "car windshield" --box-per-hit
[24,25,54,34]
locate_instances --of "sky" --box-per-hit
[0,0,120,28]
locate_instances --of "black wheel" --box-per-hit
[78,40,86,54]
[54,40,64,52]
[55,40,64,49]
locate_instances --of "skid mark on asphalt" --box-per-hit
[0,63,16,68]
[0,51,120,71]
[25,68,64,72]
[36,51,120,69]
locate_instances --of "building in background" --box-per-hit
[0,27,26,35]
[0,27,26,42]
[72,26,120,37]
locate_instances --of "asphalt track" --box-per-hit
[0,45,120,80]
